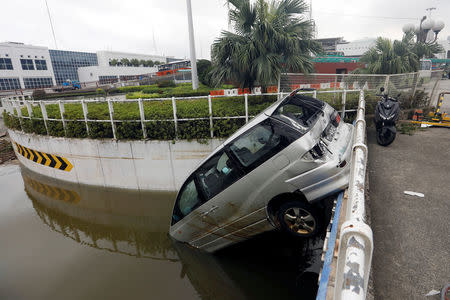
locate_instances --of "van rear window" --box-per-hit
[272,95,324,130]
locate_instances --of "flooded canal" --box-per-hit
[0,162,330,300]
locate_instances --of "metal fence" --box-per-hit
[1,89,362,140]
[280,70,444,104]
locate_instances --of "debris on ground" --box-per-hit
[403,191,425,198]
[0,138,16,164]
[425,289,440,296]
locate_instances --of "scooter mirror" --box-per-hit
[397,93,401,98]
[380,87,385,92]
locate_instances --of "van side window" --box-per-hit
[228,119,301,172]
[172,179,202,224]
[196,150,243,200]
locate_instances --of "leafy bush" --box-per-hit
[4,91,368,141]
[32,89,47,100]
[157,80,176,88]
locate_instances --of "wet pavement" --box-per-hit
[0,162,332,300]
[368,126,450,299]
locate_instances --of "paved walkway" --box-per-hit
[367,126,449,299]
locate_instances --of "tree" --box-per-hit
[402,31,444,59]
[358,37,419,74]
[210,0,320,88]
[154,61,162,66]
[121,58,130,66]
[109,59,119,66]
[139,59,147,67]
[130,59,140,67]
[146,60,155,67]
[197,59,213,86]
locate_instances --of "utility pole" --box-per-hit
[186,0,199,90]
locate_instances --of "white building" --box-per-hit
[436,37,450,59]
[96,51,168,67]
[78,65,157,83]
[0,42,56,90]
[336,38,377,57]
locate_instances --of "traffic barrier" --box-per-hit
[14,141,73,172]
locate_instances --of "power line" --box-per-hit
[317,11,418,21]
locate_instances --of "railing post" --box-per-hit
[138,98,147,139]
[58,100,67,137]
[107,99,117,140]
[171,96,178,138]
[244,93,249,123]
[39,101,49,135]
[208,95,214,138]
[25,100,32,117]
[277,74,281,100]
[13,100,24,131]
[383,75,390,91]
[313,90,317,98]
[81,100,89,136]
[341,90,347,120]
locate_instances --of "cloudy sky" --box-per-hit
[1,0,449,59]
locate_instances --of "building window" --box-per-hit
[23,77,53,89]
[35,59,48,70]
[0,58,13,70]
[20,59,34,70]
[0,78,21,90]
[99,75,118,84]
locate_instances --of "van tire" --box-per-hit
[277,201,321,238]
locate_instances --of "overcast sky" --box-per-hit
[2,0,449,59]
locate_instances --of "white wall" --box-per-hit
[336,38,376,57]
[0,42,56,89]
[9,129,224,191]
[97,51,168,67]
[78,65,158,83]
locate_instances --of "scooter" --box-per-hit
[374,87,400,146]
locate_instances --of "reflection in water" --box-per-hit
[20,166,331,300]
[22,167,177,261]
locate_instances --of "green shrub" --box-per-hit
[157,80,176,88]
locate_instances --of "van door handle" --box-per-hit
[201,206,219,217]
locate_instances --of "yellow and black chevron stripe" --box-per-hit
[14,142,73,172]
[23,175,80,204]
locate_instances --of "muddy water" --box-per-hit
[0,163,325,300]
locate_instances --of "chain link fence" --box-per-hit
[280,70,444,116]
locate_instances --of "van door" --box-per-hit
[170,149,251,247]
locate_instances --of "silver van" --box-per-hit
[169,90,354,252]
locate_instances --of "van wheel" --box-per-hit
[277,201,321,238]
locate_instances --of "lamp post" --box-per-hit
[186,0,199,90]
[402,12,445,45]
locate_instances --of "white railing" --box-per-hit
[1,89,362,140]
[334,90,373,300]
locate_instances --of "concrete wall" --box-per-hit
[8,129,223,191]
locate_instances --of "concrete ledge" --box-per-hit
[8,129,223,191]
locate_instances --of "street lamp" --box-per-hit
[403,15,445,45]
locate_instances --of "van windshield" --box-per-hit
[272,95,324,132]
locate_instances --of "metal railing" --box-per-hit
[1,89,362,140]
[334,90,372,300]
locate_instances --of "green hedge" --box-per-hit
[3,95,277,141]
[4,92,366,141]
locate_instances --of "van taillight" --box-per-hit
[331,111,340,127]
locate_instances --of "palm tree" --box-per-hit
[210,0,320,88]
[109,59,119,66]
[358,37,419,74]
[130,59,140,67]
[402,31,444,59]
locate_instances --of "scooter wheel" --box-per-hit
[376,128,396,146]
